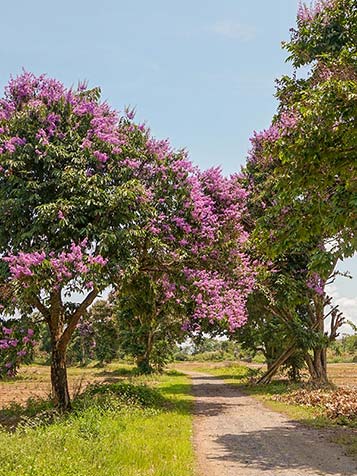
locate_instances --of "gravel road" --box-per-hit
[189,372,357,476]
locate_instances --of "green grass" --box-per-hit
[195,361,259,384]
[0,372,194,476]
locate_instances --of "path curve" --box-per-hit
[188,372,357,476]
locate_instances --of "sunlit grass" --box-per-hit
[0,370,194,476]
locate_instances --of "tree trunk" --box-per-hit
[51,344,71,411]
[136,329,154,374]
[305,293,329,385]
[31,288,98,412]
[136,355,153,374]
[305,348,328,385]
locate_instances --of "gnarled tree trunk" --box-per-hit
[305,293,329,385]
[305,348,328,385]
[32,288,98,411]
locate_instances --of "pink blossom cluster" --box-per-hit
[0,71,127,167]
[3,251,46,279]
[0,325,37,378]
[146,137,172,162]
[5,71,65,105]
[247,110,299,166]
[278,111,299,135]
[2,239,107,289]
[184,269,249,331]
[161,275,178,303]
[149,165,255,331]
[306,272,325,295]
[297,0,336,23]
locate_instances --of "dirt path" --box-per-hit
[189,372,357,476]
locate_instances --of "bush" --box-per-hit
[82,382,163,409]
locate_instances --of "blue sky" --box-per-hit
[0,0,355,330]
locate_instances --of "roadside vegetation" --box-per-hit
[0,364,194,476]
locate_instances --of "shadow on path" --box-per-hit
[189,372,357,476]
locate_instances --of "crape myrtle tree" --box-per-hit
[254,0,357,263]
[113,156,255,373]
[240,0,354,384]
[0,71,185,409]
[243,116,345,384]
[0,72,255,406]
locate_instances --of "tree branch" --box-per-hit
[59,288,98,350]
[29,295,51,322]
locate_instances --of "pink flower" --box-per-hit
[2,327,12,335]
[93,150,108,164]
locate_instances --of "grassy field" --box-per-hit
[0,364,194,476]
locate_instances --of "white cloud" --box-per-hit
[210,20,257,41]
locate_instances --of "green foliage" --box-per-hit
[251,0,357,264]
[84,382,163,408]
[114,274,185,373]
[89,301,121,364]
[328,323,357,362]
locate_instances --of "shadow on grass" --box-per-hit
[165,369,186,377]
[159,383,192,395]
[0,396,54,431]
[206,368,299,396]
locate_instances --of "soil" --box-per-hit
[0,365,106,409]
[188,371,357,476]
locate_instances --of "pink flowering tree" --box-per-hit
[114,163,255,373]
[0,71,255,403]
[242,111,348,384]
[0,71,181,409]
[239,0,355,384]
[0,321,37,377]
[253,0,357,262]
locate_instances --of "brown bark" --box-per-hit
[305,293,329,384]
[305,348,328,384]
[30,289,98,411]
[51,344,71,411]
[136,327,155,374]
